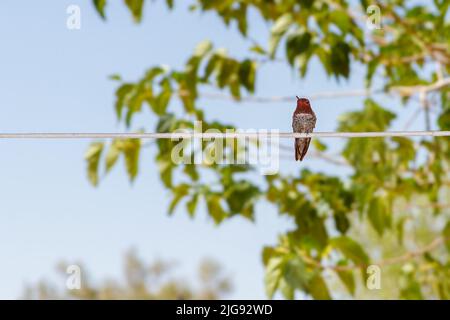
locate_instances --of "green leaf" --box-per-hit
[330,236,370,266]
[271,13,293,34]
[238,59,257,93]
[225,181,259,216]
[153,78,172,115]
[109,74,122,81]
[145,66,165,81]
[368,196,390,236]
[124,0,145,22]
[285,30,311,65]
[168,184,190,215]
[400,274,424,300]
[278,278,294,300]
[105,140,121,173]
[330,41,351,78]
[308,273,331,300]
[93,0,107,19]
[444,221,450,252]
[335,264,356,295]
[316,47,332,76]
[283,256,310,290]
[312,139,327,152]
[366,58,379,87]
[392,137,415,165]
[157,157,173,188]
[216,59,236,89]
[264,256,284,299]
[166,0,174,9]
[236,3,248,36]
[183,164,199,181]
[269,13,293,58]
[334,210,350,234]
[299,0,314,8]
[122,139,141,182]
[194,40,213,58]
[262,246,275,266]
[249,44,267,55]
[178,80,196,113]
[331,10,353,34]
[186,193,199,217]
[115,84,135,120]
[297,51,312,77]
[156,113,176,133]
[85,142,104,186]
[203,54,220,81]
[206,194,227,224]
[438,109,450,130]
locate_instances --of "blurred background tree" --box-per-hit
[84,0,450,299]
[23,249,231,299]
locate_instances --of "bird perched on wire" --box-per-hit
[292,96,316,161]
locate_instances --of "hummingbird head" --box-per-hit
[296,96,312,112]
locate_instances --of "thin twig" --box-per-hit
[179,88,380,103]
[402,107,422,130]
[178,77,448,105]
[419,91,432,131]
[378,237,445,267]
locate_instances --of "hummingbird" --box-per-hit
[292,96,316,161]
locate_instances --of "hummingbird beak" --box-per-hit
[296,96,300,100]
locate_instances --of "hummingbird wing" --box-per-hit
[299,137,311,161]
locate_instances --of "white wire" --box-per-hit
[0,131,449,139]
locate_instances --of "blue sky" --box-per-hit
[0,1,428,299]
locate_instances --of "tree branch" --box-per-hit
[300,236,446,273]
[390,78,450,98]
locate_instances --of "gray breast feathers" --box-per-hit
[292,113,316,132]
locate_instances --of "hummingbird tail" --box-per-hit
[295,138,312,161]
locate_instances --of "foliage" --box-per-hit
[23,249,232,299]
[85,0,450,299]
